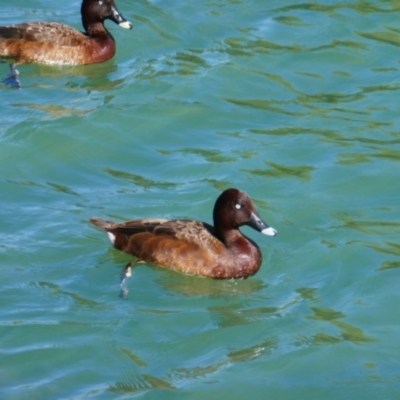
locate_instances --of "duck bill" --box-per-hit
[111,5,133,29]
[246,212,277,237]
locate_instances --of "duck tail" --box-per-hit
[90,217,120,246]
[90,217,114,231]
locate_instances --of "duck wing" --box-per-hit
[90,217,220,250]
[0,22,85,46]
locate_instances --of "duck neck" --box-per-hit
[215,226,242,247]
[83,19,112,39]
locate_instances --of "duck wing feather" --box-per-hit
[90,217,221,250]
[0,23,85,46]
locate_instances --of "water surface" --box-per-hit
[1,0,400,399]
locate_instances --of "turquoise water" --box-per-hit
[1,0,400,398]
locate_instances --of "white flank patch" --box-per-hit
[107,232,116,244]
[261,226,278,237]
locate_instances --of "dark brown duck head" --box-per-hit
[81,0,133,35]
[213,188,277,246]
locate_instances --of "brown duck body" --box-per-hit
[0,0,132,66]
[91,217,264,279]
[0,22,116,65]
[90,189,278,279]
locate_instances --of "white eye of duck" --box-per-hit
[235,204,241,209]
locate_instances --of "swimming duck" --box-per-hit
[0,0,132,87]
[90,188,277,279]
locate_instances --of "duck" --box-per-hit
[0,0,132,87]
[90,188,277,279]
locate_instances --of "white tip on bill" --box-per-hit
[119,21,133,29]
[261,226,278,237]
[107,232,116,244]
